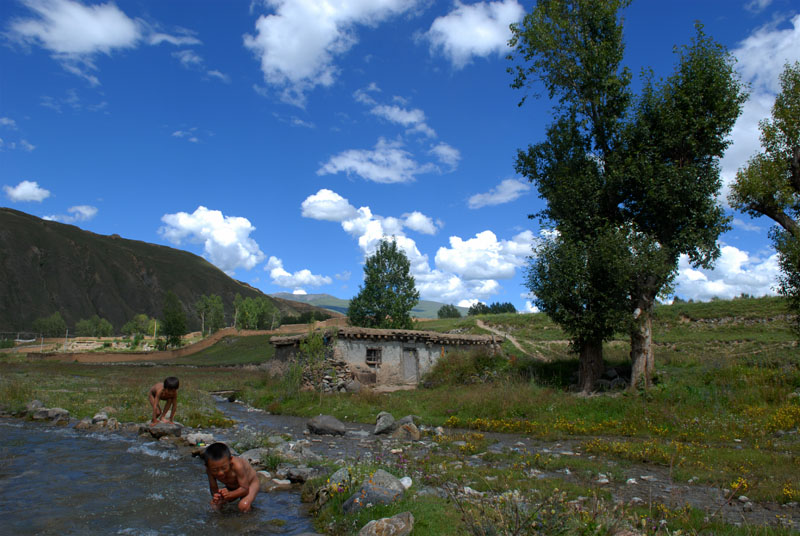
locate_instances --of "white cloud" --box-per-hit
[159,206,265,274]
[674,245,779,301]
[318,137,432,183]
[206,69,231,83]
[429,142,461,170]
[293,289,308,295]
[403,211,438,235]
[266,256,332,289]
[300,188,535,304]
[149,32,201,46]
[44,204,98,223]
[745,0,772,13]
[172,49,203,67]
[468,178,531,208]
[243,0,423,106]
[424,0,524,68]
[301,189,358,221]
[435,230,533,280]
[20,139,36,152]
[9,0,142,85]
[3,180,51,202]
[9,0,207,85]
[732,218,763,232]
[172,128,201,143]
[0,117,18,129]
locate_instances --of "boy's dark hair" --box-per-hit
[203,442,231,464]
[164,376,179,390]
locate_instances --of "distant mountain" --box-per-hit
[0,208,324,331]
[270,292,469,319]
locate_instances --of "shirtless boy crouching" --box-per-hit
[203,442,260,512]
[148,376,179,425]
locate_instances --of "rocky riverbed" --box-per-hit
[4,397,798,535]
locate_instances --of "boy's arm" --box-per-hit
[238,471,260,512]
[168,395,177,420]
[220,459,257,501]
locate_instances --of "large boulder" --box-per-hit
[374,411,395,435]
[358,512,415,536]
[369,469,405,494]
[390,423,420,441]
[140,422,182,438]
[185,432,214,446]
[342,483,402,514]
[307,415,346,436]
[240,447,271,467]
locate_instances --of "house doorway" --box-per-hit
[402,348,419,384]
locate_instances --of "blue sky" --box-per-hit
[1,0,797,311]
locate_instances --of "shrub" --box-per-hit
[423,348,509,386]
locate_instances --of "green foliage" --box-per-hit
[32,312,67,337]
[348,239,420,329]
[235,294,280,330]
[161,291,186,348]
[468,302,517,316]
[282,310,333,324]
[195,294,225,335]
[437,304,462,319]
[423,349,509,386]
[299,330,328,402]
[121,314,156,337]
[167,335,274,366]
[75,315,114,337]
[730,62,800,330]
[510,2,744,388]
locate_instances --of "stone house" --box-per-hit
[270,326,504,386]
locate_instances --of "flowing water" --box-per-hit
[0,419,316,535]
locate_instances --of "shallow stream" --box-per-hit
[0,419,317,535]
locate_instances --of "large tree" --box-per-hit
[730,62,800,329]
[510,0,744,390]
[348,239,420,329]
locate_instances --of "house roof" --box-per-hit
[270,326,502,347]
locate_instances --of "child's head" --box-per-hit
[204,442,232,477]
[164,376,179,390]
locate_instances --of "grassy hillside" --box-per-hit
[0,208,317,332]
[270,292,470,319]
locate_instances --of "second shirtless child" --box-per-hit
[148,376,179,425]
[203,442,260,512]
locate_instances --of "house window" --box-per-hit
[365,347,382,368]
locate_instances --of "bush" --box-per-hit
[282,311,333,324]
[423,349,509,386]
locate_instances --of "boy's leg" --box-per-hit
[160,398,173,422]
[148,393,161,423]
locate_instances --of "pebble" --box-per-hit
[640,475,657,482]
[626,478,637,485]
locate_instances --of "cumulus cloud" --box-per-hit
[243,0,422,106]
[172,49,229,82]
[403,211,438,235]
[266,256,332,289]
[301,188,358,221]
[732,218,763,232]
[318,138,433,183]
[3,180,51,202]
[468,178,531,208]
[674,245,779,301]
[424,0,524,68]
[172,128,201,143]
[435,230,533,280]
[43,204,98,223]
[8,0,206,85]
[300,188,536,303]
[0,118,18,129]
[429,142,461,170]
[159,206,265,274]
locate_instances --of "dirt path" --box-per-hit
[476,319,548,361]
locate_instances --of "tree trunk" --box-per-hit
[579,338,604,393]
[630,295,656,391]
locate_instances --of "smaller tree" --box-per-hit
[488,302,517,314]
[207,294,225,333]
[438,304,462,319]
[468,302,491,316]
[162,291,186,348]
[122,314,156,337]
[348,239,420,329]
[32,312,67,337]
[299,329,328,404]
[75,315,113,337]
